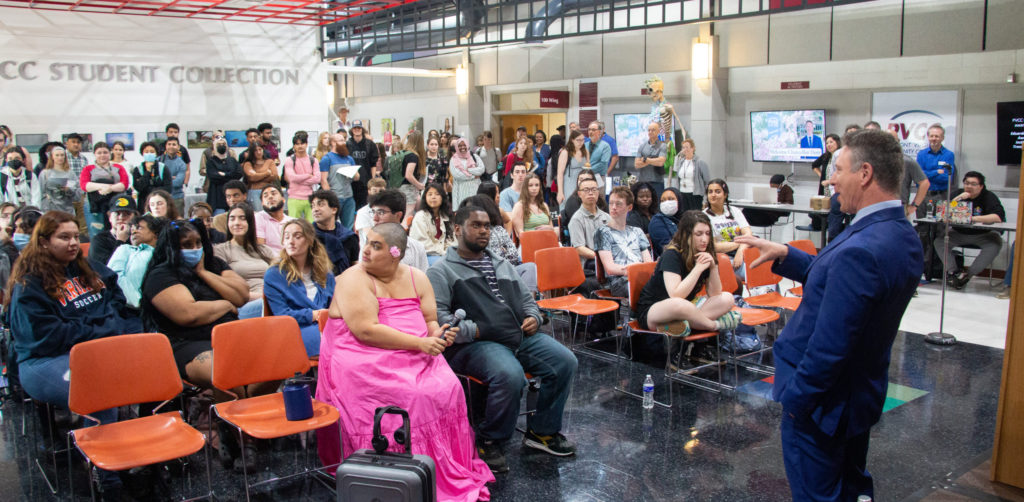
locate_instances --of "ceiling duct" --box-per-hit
[324,0,487,62]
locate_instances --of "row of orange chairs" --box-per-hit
[66,316,338,501]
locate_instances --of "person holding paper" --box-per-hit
[38,146,81,214]
[319,132,360,228]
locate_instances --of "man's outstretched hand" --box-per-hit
[734,235,789,269]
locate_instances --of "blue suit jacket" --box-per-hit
[771,205,922,438]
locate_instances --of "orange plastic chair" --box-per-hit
[265,298,320,368]
[79,242,90,258]
[68,333,209,499]
[535,247,619,316]
[788,239,817,256]
[716,253,781,328]
[593,254,628,303]
[519,229,560,264]
[785,240,818,297]
[314,309,329,332]
[621,262,724,396]
[742,248,802,311]
[534,247,620,356]
[210,316,340,500]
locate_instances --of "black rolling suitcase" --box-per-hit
[336,406,437,502]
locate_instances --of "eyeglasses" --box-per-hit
[370,209,393,216]
[579,187,599,194]
[963,181,981,187]
[213,135,224,140]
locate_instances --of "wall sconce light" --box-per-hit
[456,64,469,95]
[692,41,711,80]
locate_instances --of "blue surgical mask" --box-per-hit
[13,233,30,251]
[181,248,203,268]
[143,153,158,163]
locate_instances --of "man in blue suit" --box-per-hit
[799,120,824,161]
[737,129,923,501]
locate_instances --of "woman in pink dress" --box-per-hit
[316,222,493,502]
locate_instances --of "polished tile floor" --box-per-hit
[0,324,1005,501]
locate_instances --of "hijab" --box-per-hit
[450,137,477,175]
[661,187,685,224]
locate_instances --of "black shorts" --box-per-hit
[170,339,212,379]
[636,304,653,332]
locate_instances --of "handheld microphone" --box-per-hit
[450,309,466,329]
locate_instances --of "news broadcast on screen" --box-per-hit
[750,109,826,162]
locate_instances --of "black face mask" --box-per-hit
[7,159,23,170]
[216,144,227,154]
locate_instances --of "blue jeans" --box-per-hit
[238,299,263,319]
[84,199,103,239]
[247,189,263,211]
[20,354,121,486]
[300,324,320,357]
[1006,241,1015,287]
[339,196,356,229]
[445,333,577,441]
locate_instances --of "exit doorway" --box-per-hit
[499,113,566,150]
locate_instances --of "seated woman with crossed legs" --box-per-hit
[635,211,741,359]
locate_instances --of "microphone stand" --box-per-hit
[926,166,957,346]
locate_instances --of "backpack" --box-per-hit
[386,150,410,188]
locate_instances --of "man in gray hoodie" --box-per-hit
[427,205,578,474]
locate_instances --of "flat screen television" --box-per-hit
[750,109,826,162]
[613,113,655,157]
[996,101,1024,166]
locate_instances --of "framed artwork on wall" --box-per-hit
[381,118,395,134]
[188,130,214,149]
[225,130,248,148]
[409,117,423,134]
[105,132,135,150]
[438,115,454,134]
[146,132,168,142]
[15,134,48,151]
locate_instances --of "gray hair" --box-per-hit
[844,129,903,196]
[372,222,408,259]
[589,121,605,131]
[928,123,945,136]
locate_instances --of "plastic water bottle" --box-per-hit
[642,374,654,409]
[856,496,872,502]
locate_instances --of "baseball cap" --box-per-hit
[351,120,364,130]
[108,194,138,213]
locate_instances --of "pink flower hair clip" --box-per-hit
[389,246,401,258]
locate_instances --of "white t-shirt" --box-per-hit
[705,206,749,243]
[355,204,374,249]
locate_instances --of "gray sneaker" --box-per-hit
[523,430,576,457]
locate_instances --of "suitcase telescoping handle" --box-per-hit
[371,406,412,455]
